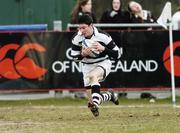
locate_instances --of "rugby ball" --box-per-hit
[82,39,100,57]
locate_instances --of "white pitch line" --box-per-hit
[174,105,180,108]
[0,121,42,126]
[0,104,176,110]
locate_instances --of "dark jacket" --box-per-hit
[130,10,156,23]
[99,9,131,30]
[129,10,157,30]
[100,9,131,24]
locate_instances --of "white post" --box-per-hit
[157,2,176,107]
[169,22,176,106]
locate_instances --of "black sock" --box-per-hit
[91,85,102,107]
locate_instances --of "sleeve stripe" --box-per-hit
[71,50,81,56]
[72,44,81,51]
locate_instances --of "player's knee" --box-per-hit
[89,74,98,82]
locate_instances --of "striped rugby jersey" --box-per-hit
[71,26,121,64]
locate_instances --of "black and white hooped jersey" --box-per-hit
[71,27,122,64]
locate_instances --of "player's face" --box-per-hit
[78,24,93,37]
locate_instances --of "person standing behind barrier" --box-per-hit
[99,0,131,30]
[128,1,156,30]
[172,6,180,30]
[70,0,97,24]
[71,14,121,117]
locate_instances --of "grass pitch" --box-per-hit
[0,98,180,133]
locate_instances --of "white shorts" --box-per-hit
[82,59,112,87]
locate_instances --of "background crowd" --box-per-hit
[70,0,180,30]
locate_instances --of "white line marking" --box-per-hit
[0,104,177,110]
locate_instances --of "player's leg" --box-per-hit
[88,66,103,106]
[88,66,114,106]
[83,65,99,117]
[85,86,92,103]
[98,60,119,105]
[89,60,119,107]
[82,60,118,117]
[85,86,99,117]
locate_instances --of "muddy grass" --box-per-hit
[0,98,180,133]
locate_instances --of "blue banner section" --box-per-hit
[0,31,180,90]
[0,24,47,31]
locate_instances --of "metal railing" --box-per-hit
[67,23,165,30]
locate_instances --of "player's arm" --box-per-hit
[103,40,122,59]
[71,29,94,60]
[92,40,122,59]
[71,44,83,62]
[71,37,92,61]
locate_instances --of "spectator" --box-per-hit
[172,6,180,30]
[99,0,130,30]
[70,0,97,24]
[100,0,130,23]
[128,1,156,30]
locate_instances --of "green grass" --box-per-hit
[0,98,87,106]
[0,97,179,106]
[0,98,180,133]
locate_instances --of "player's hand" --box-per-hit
[91,42,105,53]
[81,47,92,57]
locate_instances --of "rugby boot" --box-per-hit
[88,102,99,117]
[109,90,119,105]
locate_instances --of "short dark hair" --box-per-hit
[78,14,93,25]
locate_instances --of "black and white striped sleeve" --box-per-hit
[70,35,83,62]
[101,34,122,59]
[104,40,122,59]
